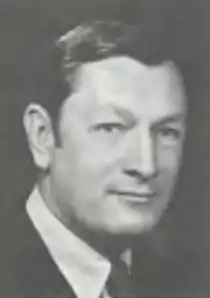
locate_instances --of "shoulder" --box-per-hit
[132,233,205,298]
[0,194,74,298]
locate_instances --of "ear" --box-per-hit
[23,103,55,170]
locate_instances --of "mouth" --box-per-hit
[108,189,155,203]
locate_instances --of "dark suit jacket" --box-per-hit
[0,195,204,298]
[1,198,76,298]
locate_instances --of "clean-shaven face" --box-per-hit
[49,56,187,236]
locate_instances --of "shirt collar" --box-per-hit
[26,187,111,298]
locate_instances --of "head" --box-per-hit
[24,21,187,241]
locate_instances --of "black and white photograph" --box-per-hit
[0,0,210,297]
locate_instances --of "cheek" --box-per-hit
[156,145,183,193]
[55,143,115,202]
[158,143,183,173]
[71,130,122,181]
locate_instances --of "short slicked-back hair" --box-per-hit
[27,20,172,125]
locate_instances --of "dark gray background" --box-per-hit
[0,0,210,296]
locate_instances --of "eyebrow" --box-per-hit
[155,114,186,126]
[106,104,185,124]
[107,104,136,122]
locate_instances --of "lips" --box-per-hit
[108,188,155,203]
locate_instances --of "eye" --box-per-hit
[93,122,126,133]
[158,127,182,142]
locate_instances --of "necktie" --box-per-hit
[106,259,135,298]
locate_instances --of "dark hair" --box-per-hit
[26,20,173,125]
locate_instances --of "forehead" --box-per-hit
[63,56,186,121]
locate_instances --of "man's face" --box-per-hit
[49,56,187,236]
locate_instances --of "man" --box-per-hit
[2,20,187,298]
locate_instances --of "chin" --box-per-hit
[101,216,158,237]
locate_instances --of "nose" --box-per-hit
[124,128,157,182]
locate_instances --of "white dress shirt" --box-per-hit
[26,187,112,298]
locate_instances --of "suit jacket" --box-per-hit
[0,194,204,298]
[1,197,76,298]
